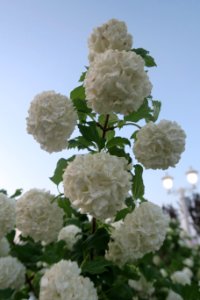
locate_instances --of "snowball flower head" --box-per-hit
[166,290,183,300]
[63,152,132,220]
[171,270,191,285]
[133,120,186,169]
[39,260,98,300]
[26,91,77,153]
[58,225,82,250]
[0,256,25,290]
[0,193,15,239]
[16,189,64,243]
[106,201,169,267]
[0,237,10,257]
[88,18,133,62]
[84,49,152,115]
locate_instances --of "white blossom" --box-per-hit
[106,201,169,267]
[129,275,155,299]
[39,260,98,300]
[183,258,193,267]
[88,18,133,62]
[16,189,64,243]
[0,237,10,257]
[58,225,81,250]
[26,91,77,153]
[63,152,132,220]
[84,49,152,115]
[0,193,15,239]
[0,256,25,290]
[171,269,191,285]
[133,120,186,169]
[166,290,183,300]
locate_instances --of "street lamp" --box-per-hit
[162,167,199,235]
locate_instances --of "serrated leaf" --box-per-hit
[132,164,144,200]
[50,156,75,185]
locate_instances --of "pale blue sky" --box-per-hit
[0,0,200,206]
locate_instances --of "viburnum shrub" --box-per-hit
[1,18,196,300]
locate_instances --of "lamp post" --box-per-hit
[162,168,198,235]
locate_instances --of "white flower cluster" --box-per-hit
[0,256,25,290]
[106,201,169,267]
[129,275,155,299]
[0,237,10,257]
[88,18,133,62]
[171,268,192,285]
[84,49,152,115]
[16,189,64,243]
[133,120,186,169]
[58,225,81,250]
[39,260,98,300]
[63,152,132,220]
[0,193,15,239]
[166,290,183,300]
[26,91,77,153]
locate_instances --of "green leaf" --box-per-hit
[82,227,110,252]
[68,136,95,150]
[105,129,115,141]
[107,282,133,300]
[82,257,113,274]
[0,288,14,300]
[79,70,87,82]
[108,146,132,163]
[41,240,68,264]
[130,130,139,140]
[98,114,119,126]
[10,242,43,269]
[70,85,86,101]
[144,55,157,67]
[124,99,151,122]
[72,98,91,114]
[0,189,7,195]
[50,156,75,186]
[57,197,74,217]
[115,207,132,221]
[132,48,157,67]
[10,189,23,198]
[107,137,131,149]
[132,164,145,200]
[151,100,161,122]
[78,122,105,150]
